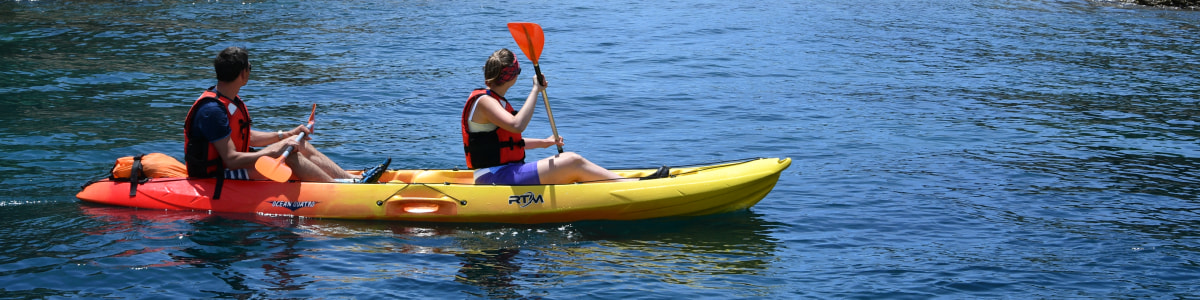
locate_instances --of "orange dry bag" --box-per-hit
[110,153,188,179]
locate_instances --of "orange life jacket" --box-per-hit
[183,87,251,178]
[461,89,525,169]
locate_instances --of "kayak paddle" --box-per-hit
[507,22,563,153]
[255,104,317,182]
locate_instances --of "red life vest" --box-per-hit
[183,87,252,178]
[461,88,525,169]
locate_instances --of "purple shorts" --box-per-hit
[474,162,541,185]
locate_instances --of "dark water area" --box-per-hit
[2,0,1199,298]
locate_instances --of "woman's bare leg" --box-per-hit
[536,152,633,184]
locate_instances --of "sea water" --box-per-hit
[1,0,1198,298]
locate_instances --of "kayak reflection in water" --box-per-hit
[460,48,668,185]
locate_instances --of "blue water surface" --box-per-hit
[1,0,1198,298]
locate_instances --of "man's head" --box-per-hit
[214,47,251,83]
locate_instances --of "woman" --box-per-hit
[460,48,667,185]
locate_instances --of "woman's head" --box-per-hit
[483,48,521,88]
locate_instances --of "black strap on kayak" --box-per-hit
[128,154,144,197]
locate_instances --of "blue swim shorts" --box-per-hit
[225,168,251,180]
[473,162,541,185]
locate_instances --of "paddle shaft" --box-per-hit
[531,64,563,153]
[507,22,562,154]
[277,123,312,160]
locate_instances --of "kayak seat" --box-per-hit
[384,170,473,184]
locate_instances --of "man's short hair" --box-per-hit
[214,47,250,82]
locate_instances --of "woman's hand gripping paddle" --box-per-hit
[508,22,564,153]
[255,104,317,182]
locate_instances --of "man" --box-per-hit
[184,47,387,183]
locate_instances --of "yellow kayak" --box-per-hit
[77,157,791,224]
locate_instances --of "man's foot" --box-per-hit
[640,165,671,180]
[357,157,392,184]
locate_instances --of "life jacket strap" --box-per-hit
[213,169,224,200]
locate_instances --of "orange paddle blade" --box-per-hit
[507,22,544,63]
[306,103,316,127]
[255,156,292,183]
